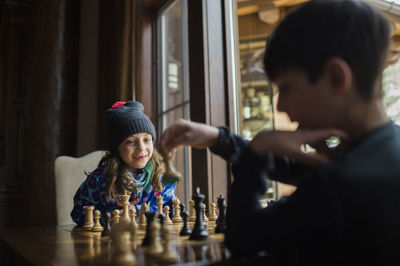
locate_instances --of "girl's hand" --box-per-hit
[159,119,219,153]
[249,128,349,165]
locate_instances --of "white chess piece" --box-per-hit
[139,203,148,230]
[111,209,120,227]
[156,195,164,216]
[110,220,136,265]
[172,198,183,223]
[188,200,196,222]
[82,206,95,230]
[163,206,173,225]
[92,210,104,232]
[208,203,218,222]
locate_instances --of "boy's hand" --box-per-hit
[249,128,348,165]
[159,119,219,153]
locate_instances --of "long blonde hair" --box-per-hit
[100,149,165,200]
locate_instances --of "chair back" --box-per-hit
[54,150,106,225]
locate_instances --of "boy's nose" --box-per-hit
[276,94,286,113]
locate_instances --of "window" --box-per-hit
[157,0,191,203]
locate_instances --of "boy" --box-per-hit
[160,0,400,264]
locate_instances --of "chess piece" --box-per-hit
[179,211,192,236]
[92,210,104,232]
[82,206,95,230]
[129,208,138,229]
[188,200,196,222]
[158,225,178,264]
[160,148,182,185]
[102,212,112,236]
[146,222,163,257]
[166,198,174,220]
[139,203,148,229]
[111,209,120,227]
[189,187,209,240]
[201,203,209,223]
[208,203,217,222]
[215,195,227,234]
[156,195,164,216]
[142,212,156,246]
[120,190,131,222]
[163,206,173,225]
[158,213,165,227]
[110,220,136,265]
[172,198,183,223]
[179,203,185,217]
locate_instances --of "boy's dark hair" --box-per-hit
[264,0,390,100]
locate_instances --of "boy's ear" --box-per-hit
[325,58,352,95]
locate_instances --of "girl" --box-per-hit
[71,101,176,226]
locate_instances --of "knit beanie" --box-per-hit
[105,101,157,153]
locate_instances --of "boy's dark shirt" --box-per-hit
[210,121,400,265]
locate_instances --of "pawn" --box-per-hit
[188,200,196,222]
[208,203,217,222]
[158,225,178,264]
[139,203,148,229]
[102,212,112,237]
[215,195,227,234]
[201,203,208,223]
[146,222,163,257]
[166,198,174,220]
[129,208,138,228]
[172,198,183,223]
[179,211,192,236]
[163,206,173,225]
[82,206,95,230]
[111,209,120,227]
[92,210,104,232]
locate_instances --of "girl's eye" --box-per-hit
[144,138,152,143]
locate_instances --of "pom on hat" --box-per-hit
[106,100,156,153]
[112,101,126,109]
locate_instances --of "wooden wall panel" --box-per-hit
[25,0,79,226]
[0,0,31,228]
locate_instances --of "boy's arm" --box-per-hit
[209,127,314,185]
[209,126,249,162]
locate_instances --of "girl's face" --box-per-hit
[118,132,154,170]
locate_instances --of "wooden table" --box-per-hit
[0,224,231,266]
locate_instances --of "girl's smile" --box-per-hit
[118,133,154,169]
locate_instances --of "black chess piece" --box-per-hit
[179,203,185,217]
[158,213,165,227]
[142,211,156,246]
[179,211,192,236]
[102,212,112,237]
[189,187,209,240]
[215,195,227,234]
[166,198,174,220]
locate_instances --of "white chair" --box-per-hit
[54,150,106,225]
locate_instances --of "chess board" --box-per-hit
[72,220,228,265]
